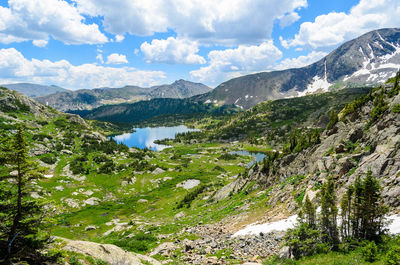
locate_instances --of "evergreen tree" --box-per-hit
[302,195,316,229]
[327,109,338,130]
[285,195,322,259]
[344,171,388,241]
[0,125,50,261]
[340,185,353,240]
[319,177,339,249]
[359,171,388,240]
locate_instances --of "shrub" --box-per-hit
[177,184,206,209]
[39,153,57,164]
[361,241,378,262]
[392,104,400,113]
[385,246,400,265]
[53,117,68,128]
[284,222,327,259]
[218,153,238,160]
[112,232,156,253]
[98,160,115,174]
[33,133,53,141]
[327,109,338,130]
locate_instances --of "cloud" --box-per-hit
[190,40,282,84]
[115,34,125,42]
[279,12,301,28]
[0,0,107,45]
[275,51,328,70]
[106,53,128,64]
[282,0,400,49]
[32,40,48,47]
[0,48,165,89]
[96,54,104,64]
[140,37,206,64]
[74,0,307,45]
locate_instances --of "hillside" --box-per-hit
[183,86,371,146]
[196,28,400,109]
[1,83,69,97]
[71,97,239,123]
[35,80,211,112]
[210,77,400,223]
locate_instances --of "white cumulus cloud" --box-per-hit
[0,0,107,45]
[279,12,301,28]
[106,53,128,64]
[275,51,328,70]
[0,48,165,89]
[190,40,282,85]
[140,37,206,64]
[74,0,307,45]
[282,0,400,49]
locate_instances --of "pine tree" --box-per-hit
[359,170,388,240]
[340,185,353,240]
[0,125,50,260]
[319,177,339,249]
[327,109,338,130]
[302,195,316,229]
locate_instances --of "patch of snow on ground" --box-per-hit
[233,215,298,237]
[176,179,200,190]
[204,99,211,104]
[387,214,400,234]
[233,214,400,237]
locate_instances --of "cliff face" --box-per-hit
[227,84,400,212]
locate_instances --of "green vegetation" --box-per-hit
[392,104,400,113]
[0,126,51,263]
[71,97,240,123]
[284,172,389,262]
[0,73,399,264]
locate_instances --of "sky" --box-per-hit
[0,0,399,90]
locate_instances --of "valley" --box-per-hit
[1,70,400,264]
[1,28,400,265]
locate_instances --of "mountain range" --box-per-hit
[6,28,400,115]
[1,83,69,98]
[196,28,400,109]
[35,79,211,112]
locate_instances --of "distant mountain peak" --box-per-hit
[35,80,211,112]
[197,28,400,109]
[0,83,69,98]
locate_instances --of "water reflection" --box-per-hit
[114,125,198,151]
[229,150,267,167]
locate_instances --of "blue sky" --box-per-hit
[0,0,398,90]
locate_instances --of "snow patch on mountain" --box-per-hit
[298,60,331,96]
[345,42,400,84]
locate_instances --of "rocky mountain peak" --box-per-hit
[198,28,400,109]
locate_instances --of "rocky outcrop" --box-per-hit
[242,88,400,211]
[59,238,161,265]
[173,224,283,264]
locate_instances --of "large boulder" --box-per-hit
[60,238,162,265]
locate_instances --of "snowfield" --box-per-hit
[233,214,400,237]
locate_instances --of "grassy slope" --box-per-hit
[2,86,399,264]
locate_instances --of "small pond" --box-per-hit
[229,150,267,167]
[113,125,198,151]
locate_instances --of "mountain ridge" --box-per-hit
[1,83,69,98]
[35,80,211,112]
[196,28,400,109]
